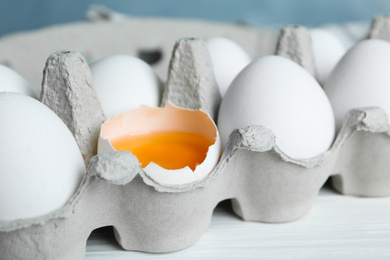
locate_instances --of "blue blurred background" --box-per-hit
[1,0,390,37]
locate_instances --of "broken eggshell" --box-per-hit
[98,103,222,186]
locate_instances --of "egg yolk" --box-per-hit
[110,132,214,171]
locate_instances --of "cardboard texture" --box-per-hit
[0,15,390,259]
[331,107,390,196]
[275,25,318,80]
[40,51,106,166]
[368,14,390,41]
[161,38,221,120]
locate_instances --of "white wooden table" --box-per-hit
[85,183,390,259]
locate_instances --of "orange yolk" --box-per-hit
[110,131,214,171]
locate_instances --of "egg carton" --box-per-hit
[1,15,390,260]
[0,16,278,95]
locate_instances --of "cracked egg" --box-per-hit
[98,103,222,185]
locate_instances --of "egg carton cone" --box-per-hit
[0,16,390,259]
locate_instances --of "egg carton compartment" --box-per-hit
[0,15,390,259]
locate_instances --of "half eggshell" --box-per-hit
[98,103,222,185]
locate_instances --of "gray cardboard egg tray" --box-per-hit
[1,15,390,260]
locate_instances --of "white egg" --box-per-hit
[0,64,38,98]
[324,39,390,131]
[0,93,85,221]
[90,55,162,119]
[205,37,251,97]
[218,55,335,159]
[310,29,347,85]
